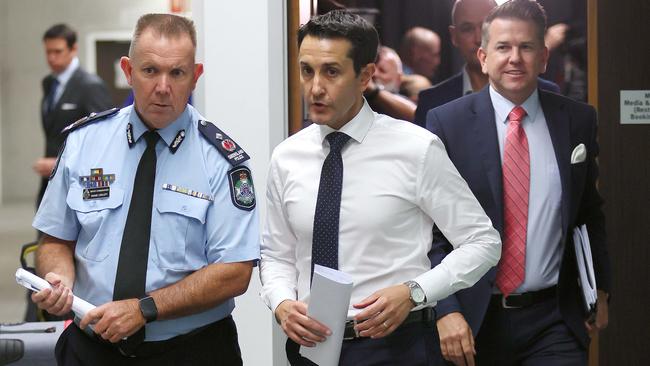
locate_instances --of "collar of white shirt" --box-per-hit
[54,57,79,87]
[317,99,374,145]
[461,65,473,95]
[489,85,541,125]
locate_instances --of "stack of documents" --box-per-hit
[572,225,597,314]
[302,265,354,366]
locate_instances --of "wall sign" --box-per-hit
[620,90,650,124]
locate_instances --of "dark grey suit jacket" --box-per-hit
[39,67,112,202]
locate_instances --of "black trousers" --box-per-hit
[286,321,444,366]
[55,316,242,366]
[476,296,587,366]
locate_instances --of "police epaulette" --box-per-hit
[198,120,250,166]
[61,107,120,134]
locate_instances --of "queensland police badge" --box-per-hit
[228,166,255,211]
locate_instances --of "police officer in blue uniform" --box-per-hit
[30,13,259,365]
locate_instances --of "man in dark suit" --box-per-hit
[414,0,559,128]
[35,23,112,205]
[426,1,610,365]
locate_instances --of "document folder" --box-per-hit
[301,265,353,366]
[572,225,598,314]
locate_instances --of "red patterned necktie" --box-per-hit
[496,106,529,297]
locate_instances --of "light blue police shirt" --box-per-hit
[33,104,260,341]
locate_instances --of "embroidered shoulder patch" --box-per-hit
[198,120,250,166]
[228,166,256,211]
[61,107,120,135]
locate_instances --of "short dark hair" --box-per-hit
[129,13,197,58]
[481,0,547,49]
[298,10,379,75]
[43,24,77,49]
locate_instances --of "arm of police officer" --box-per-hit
[352,138,501,340]
[31,234,76,316]
[80,158,260,343]
[79,260,254,343]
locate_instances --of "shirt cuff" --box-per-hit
[265,287,297,313]
[413,265,456,307]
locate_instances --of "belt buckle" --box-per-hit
[501,295,521,309]
[342,320,359,341]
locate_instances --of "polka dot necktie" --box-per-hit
[496,106,529,297]
[311,132,351,279]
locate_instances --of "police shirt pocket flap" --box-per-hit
[156,192,209,224]
[66,186,125,213]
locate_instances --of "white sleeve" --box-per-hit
[413,137,502,304]
[259,155,300,312]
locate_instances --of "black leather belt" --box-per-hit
[492,285,557,309]
[74,316,228,358]
[343,307,433,340]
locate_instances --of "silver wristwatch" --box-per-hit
[404,280,427,306]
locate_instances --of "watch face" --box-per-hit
[412,287,426,303]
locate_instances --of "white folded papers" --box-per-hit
[572,225,597,314]
[301,265,354,366]
[15,268,96,319]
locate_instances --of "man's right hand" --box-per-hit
[436,312,475,366]
[275,300,331,347]
[30,272,74,316]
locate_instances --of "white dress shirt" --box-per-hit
[490,86,563,293]
[260,100,501,316]
[461,66,473,95]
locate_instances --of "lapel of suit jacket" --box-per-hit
[539,89,571,239]
[42,75,56,123]
[472,87,504,229]
[451,72,463,98]
[54,68,82,111]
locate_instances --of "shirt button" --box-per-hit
[181,205,188,211]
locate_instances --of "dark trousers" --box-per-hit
[55,316,242,366]
[286,321,444,366]
[475,296,587,366]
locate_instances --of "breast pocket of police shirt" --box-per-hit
[66,186,125,262]
[154,190,210,271]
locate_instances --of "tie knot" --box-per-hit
[144,131,160,149]
[508,106,527,124]
[326,132,351,153]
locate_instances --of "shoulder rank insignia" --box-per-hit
[198,120,250,166]
[228,166,256,210]
[61,107,120,135]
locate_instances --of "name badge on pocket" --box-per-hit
[79,168,115,200]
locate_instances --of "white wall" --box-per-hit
[0,0,6,204]
[193,1,288,364]
[0,0,168,203]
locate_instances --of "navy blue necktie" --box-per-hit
[45,78,59,114]
[113,131,159,350]
[312,132,351,277]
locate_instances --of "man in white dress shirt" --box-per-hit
[259,10,501,366]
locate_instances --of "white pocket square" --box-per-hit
[571,143,586,164]
[61,103,78,110]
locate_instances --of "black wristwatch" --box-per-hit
[139,296,158,323]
